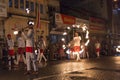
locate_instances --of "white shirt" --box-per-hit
[7,39,14,49]
[17,37,25,48]
[73,36,81,46]
[22,29,34,47]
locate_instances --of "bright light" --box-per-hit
[76,25,80,28]
[26,8,30,14]
[114,0,117,2]
[62,44,66,49]
[85,30,89,39]
[81,45,84,49]
[35,50,38,55]
[61,38,65,41]
[63,32,67,35]
[72,25,76,27]
[79,49,84,54]
[28,21,34,25]
[14,31,18,35]
[85,39,90,46]
[116,46,120,52]
[66,49,71,54]
[67,27,71,30]
[82,24,87,31]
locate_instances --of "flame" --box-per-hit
[116,46,120,52]
[85,30,89,39]
[85,39,90,46]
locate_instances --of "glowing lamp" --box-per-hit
[14,31,18,35]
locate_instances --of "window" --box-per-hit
[30,2,34,12]
[20,0,24,10]
[14,0,18,8]
[9,0,13,7]
[26,0,29,8]
[40,4,43,14]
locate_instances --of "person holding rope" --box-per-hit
[72,32,81,61]
[22,23,38,75]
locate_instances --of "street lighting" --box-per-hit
[114,0,117,2]
[26,8,30,24]
[13,31,18,35]
[26,8,30,14]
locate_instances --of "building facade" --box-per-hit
[0,0,7,59]
[47,0,61,43]
[0,0,49,59]
[5,0,49,40]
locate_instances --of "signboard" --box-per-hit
[0,3,7,17]
[55,13,75,25]
[55,13,89,29]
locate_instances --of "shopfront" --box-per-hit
[49,13,90,59]
[50,13,89,44]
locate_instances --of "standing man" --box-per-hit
[16,31,26,65]
[95,40,101,57]
[7,34,17,70]
[22,24,38,75]
[72,32,81,61]
[37,36,47,63]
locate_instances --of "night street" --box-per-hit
[0,56,120,80]
[0,0,120,80]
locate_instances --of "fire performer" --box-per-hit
[72,32,81,61]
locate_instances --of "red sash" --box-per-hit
[73,46,80,52]
[9,50,14,56]
[26,47,33,53]
[18,47,25,54]
[40,49,44,53]
[96,48,100,52]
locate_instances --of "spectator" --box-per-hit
[72,32,81,61]
[95,40,101,57]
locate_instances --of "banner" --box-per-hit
[35,4,41,28]
[55,13,75,25]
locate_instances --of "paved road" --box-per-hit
[0,56,120,80]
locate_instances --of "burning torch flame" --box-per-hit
[85,30,89,39]
[85,39,90,46]
[116,46,120,52]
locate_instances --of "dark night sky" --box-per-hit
[60,0,99,13]
[60,0,87,9]
[60,0,95,9]
[60,0,100,18]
